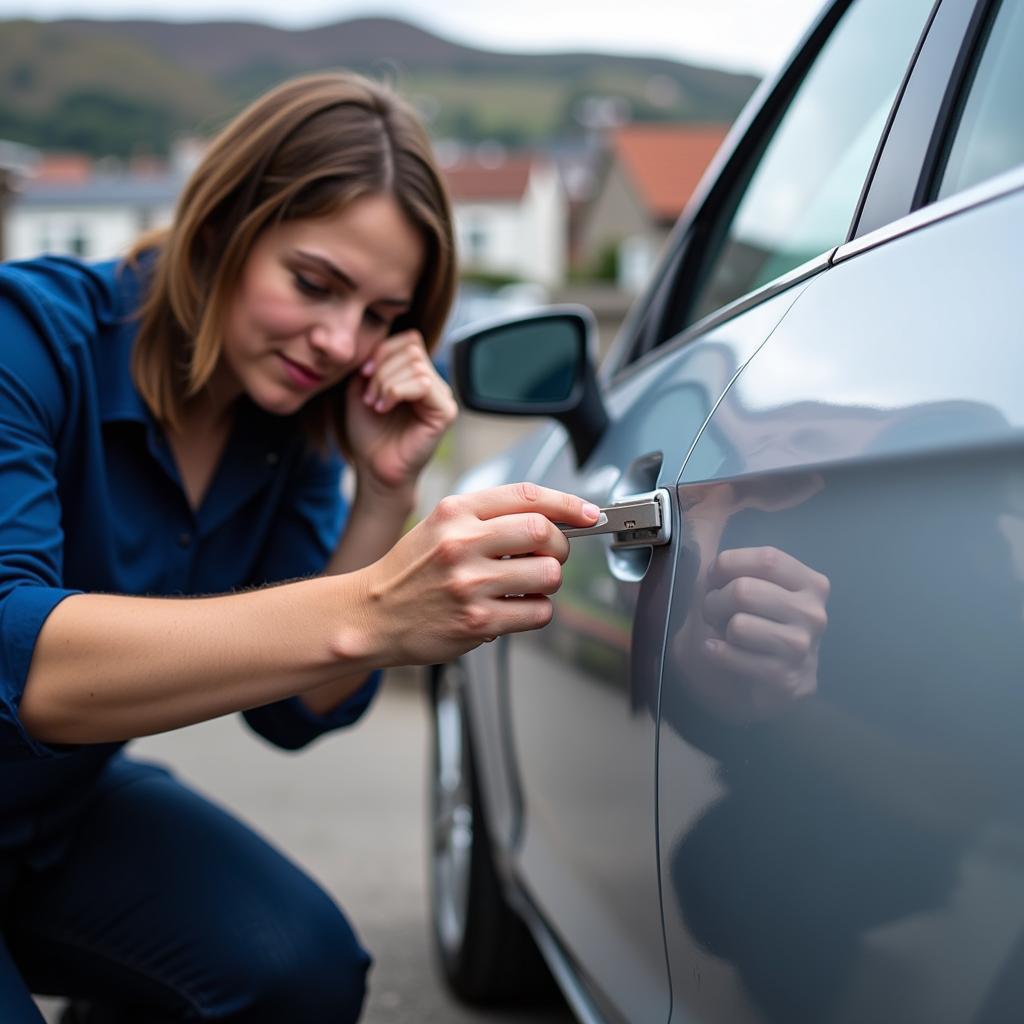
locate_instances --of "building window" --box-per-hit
[467,221,487,263]
[69,226,88,258]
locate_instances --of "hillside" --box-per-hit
[0,16,759,157]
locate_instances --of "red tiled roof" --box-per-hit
[443,156,536,202]
[33,154,93,183]
[612,124,729,221]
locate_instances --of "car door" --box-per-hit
[498,1,937,1019]
[659,1,1024,1021]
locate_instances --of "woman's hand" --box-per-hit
[342,483,601,667]
[345,329,457,497]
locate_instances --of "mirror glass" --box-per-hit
[469,318,582,406]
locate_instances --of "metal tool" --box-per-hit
[559,488,672,548]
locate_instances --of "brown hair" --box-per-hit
[128,71,456,445]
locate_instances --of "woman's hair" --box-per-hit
[128,71,456,445]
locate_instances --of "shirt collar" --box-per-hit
[94,257,311,531]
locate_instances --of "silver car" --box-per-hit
[428,0,1024,1021]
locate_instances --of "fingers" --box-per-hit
[477,513,570,561]
[389,486,598,661]
[698,545,829,710]
[709,546,830,597]
[703,575,826,633]
[480,595,555,637]
[444,483,600,528]
[360,331,453,417]
[722,611,815,660]
[358,329,420,386]
[487,555,564,597]
[702,637,816,702]
[370,370,444,416]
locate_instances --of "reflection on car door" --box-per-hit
[661,3,1024,1017]
[504,284,810,1022]
[661,183,1024,1024]
[501,0,937,1017]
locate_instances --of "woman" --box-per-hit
[0,73,598,1023]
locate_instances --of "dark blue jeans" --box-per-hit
[0,758,371,1022]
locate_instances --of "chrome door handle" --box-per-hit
[559,488,672,548]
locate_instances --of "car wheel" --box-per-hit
[429,663,553,1004]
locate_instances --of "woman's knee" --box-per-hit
[224,893,371,1023]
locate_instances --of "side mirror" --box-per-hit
[451,306,609,464]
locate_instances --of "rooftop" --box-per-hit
[611,123,729,221]
[13,171,185,208]
[443,155,540,203]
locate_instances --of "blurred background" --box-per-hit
[0,0,823,488]
[0,2,822,1019]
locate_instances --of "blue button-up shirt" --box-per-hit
[0,255,379,855]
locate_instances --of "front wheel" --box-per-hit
[428,663,553,1004]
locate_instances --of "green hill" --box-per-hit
[0,16,759,158]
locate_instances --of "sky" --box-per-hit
[0,0,827,75]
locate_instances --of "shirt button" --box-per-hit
[178,531,192,548]
[266,452,279,467]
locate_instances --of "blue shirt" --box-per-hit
[0,256,380,856]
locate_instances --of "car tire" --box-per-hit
[428,663,554,1005]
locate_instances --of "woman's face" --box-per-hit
[219,193,425,416]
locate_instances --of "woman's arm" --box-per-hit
[20,484,599,745]
[298,477,416,716]
[22,575,355,744]
[295,329,452,715]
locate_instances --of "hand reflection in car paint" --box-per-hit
[664,398,1024,1024]
[672,473,828,723]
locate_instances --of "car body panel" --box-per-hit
[499,281,816,1022]
[453,424,563,851]
[660,182,1024,1023]
[440,0,1024,1018]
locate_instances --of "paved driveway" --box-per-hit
[37,669,571,1023]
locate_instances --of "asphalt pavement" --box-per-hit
[36,668,572,1024]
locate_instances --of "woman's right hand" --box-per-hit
[345,483,600,667]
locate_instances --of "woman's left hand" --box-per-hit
[345,329,457,496]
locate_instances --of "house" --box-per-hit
[5,152,185,263]
[579,123,729,292]
[3,137,207,264]
[6,142,571,289]
[443,152,567,289]
[0,139,40,260]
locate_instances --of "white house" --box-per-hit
[0,139,41,260]
[444,153,567,288]
[6,144,571,287]
[5,155,183,262]
[3,139,209,263]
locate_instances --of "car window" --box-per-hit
[935,0,1024,201]
[686,0,934,326]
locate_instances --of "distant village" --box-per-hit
[0,120,728,310]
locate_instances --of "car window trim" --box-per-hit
[648,0,856,356]
[853,0,991,236]
[606,248,833,390]
[602,0,853,379]
[916,0,1007,206]
[835,161,1024,263]
[845,0,943,240]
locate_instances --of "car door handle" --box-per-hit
[559,488,672,548]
